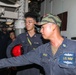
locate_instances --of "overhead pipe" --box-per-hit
[14,0,28,36]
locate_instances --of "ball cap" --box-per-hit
[38,13,62,27]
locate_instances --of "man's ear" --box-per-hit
[52,23,57,31]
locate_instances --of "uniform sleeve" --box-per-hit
[0,47,41,69]
[6,36,21,58]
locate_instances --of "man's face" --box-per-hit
[10,32,15,40]
[40,23,54,40]
[25,17,36,31]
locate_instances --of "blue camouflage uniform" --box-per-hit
[1,37,76,75]
[6,32,43,75]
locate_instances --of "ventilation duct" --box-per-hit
[0,0,17,4]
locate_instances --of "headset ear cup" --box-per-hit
[11,44,23,57]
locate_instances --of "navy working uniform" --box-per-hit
[0,37,76,75]
[0,31,9,59]
[6,32,44,75]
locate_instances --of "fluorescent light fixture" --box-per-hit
[0,2,20,7]
[6,19,13,25]
[28,0,31,3]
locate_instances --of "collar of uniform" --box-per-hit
[26,33,29,36]
[60,37,68,48]
[26,32,37,37]
[47,37,67,49]
[50,37,68,58]
[54,37,68,58]
[46,38,67,52]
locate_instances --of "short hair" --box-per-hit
[24,12,39,22]
[9,30,15,34]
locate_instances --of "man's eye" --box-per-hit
[25,21,33,23]
[29,22,33,23]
